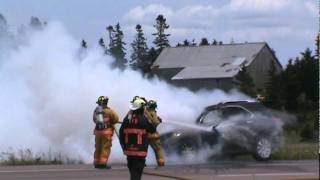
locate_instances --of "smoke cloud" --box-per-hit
[0,22,249,164]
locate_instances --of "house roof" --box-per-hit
[172,65,240,80]
[152,42,268,79]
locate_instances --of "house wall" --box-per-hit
[246,46,282,91]
[151,67,183,82]
[171,78,234,91]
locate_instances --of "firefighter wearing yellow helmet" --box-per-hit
[93,96,119,169]
[144,100,165,166]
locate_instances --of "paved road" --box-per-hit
[0,160,318,180]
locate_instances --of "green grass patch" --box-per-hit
[271,132,319,160]
[272,142,318,160]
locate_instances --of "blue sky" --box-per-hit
[0,0,318,65]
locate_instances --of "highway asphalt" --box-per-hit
[0,160,318,180]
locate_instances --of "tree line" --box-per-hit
[80,14,226,76]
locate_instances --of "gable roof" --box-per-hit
[152,42,268,79]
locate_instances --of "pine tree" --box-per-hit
[152,14,170,55]
[99,38,105,48]
[106,25,115,50]
[264,61,284,109]
[183,39,190,46]
[145,47,158,77]
[235,65,256,97]
[98,38,107,54]
[130,24,149,72]
[30,16,43,30]
[199,38,209,46]
[211,39,218,45]
[176,39,191,47]
[78,39,88,61]
[0,13,8,36]
[81,39,87,48]
[107,23,127,70]
[316,34,319,60]
[191,39,197,46]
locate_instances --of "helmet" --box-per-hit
[140,97,148,104]
[96,96,109,105]
[131,96,147,104]
[147,100,157,109]
[131,96,140,103]
[130,97,146,110]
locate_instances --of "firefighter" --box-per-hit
[144,100,165,166]
[93,96,119,169]
[119,97,155,180]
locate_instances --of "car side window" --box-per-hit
[199,109,223,126]
[220,106,251,119]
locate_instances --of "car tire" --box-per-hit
[252,137,272,161]
[177,138,199,160]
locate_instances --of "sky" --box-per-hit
[0,0,318,65]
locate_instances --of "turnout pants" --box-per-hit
[149,135,165,166]
[94,134,112,167]
[127,157,146,180]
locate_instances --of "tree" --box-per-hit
[211,39,218,45]
[130,24,149,72]
[316,34,319,60]
[106,25,115,50]
[98,38,107,54]
[29,16,43,30]
[264,61,284,109]
[0,13,8,36]
[191,39,197,46]
[264,48,319,141]
[99,38,105,48]
[199,38,209,46]
[235,65,256,97]
[78,39,88,61]
[145,47,158,77]
[152,14,170,55]
[176,39,191,47]
[183,39,190,46]
[107,23,127,70]
[81,39,87,48]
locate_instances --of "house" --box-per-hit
[151,42,282,92]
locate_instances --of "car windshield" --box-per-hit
[199,109,223,127]
[198,106,252,127]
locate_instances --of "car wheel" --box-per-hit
[177,139,199,161]
[253,137,272,161]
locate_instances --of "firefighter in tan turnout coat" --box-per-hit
[144,100,165,166]
[93,96,119,169]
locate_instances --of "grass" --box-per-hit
[234,132,319,161]
[272,142,318,160]
[271,131,318,160]
[0,148,84,166]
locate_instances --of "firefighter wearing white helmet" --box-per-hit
[93,96,119,169]
[144,100,165,166]
[120,97,155,180]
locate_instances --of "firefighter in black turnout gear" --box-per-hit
[119,97,156,180]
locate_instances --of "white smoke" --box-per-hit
[0,22,249,164]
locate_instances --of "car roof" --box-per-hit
[204,101,268,113]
